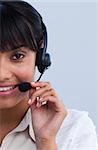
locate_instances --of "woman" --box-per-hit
[0,1,98,150]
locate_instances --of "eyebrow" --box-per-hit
[2,47,28,54]
[0,46,32,54]
[12,45,26,50]
[12,45,31,52]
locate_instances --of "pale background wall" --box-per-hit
[25,0,98,134]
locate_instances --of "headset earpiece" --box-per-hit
[36,22,51,74]
[36,50,51,74]
[43,53,51,68]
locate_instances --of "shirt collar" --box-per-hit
[11,108,36,142]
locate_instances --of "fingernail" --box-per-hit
[37,97,40,101]
[39,97,43,101]
[32,82,35,85]
[41,101,47,105]
[36,87,40,90]
[28,98,32,104]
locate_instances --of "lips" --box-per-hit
[0,85,16,92]
[0,83,19,96]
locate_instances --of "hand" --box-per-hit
[28,82,67,148]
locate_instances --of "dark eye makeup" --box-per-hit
[11,52,25,60]
[10,48,27,61]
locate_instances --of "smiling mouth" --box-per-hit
[0,85,16,92]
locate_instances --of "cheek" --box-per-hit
[14,64,35,82]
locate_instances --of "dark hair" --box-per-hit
[0,0,44,52]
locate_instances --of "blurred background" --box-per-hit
[25,0,98,135]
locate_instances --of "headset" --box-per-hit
[36,21,51,81]
[10,1,52,92]
[17,21,51,92]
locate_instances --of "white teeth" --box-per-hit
[0,86,14,92]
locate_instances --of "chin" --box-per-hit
[0,96,28,110]
[0,99,19,110]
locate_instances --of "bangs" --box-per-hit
[0,2,43,52]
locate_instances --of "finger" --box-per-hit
[28,87,36,103]
[38,95,65,112]
[29,82,58,106]
[38,89,56,99]
[35,89,56,107]
[31,81,51,88]
[36,97,47,108]
[31,85,52,102]
[29,88,57,105]
[37,97,48,107]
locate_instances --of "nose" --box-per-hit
[0,59,13,82]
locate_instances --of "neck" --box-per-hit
[0,99,29,133]
[0,99,29,145]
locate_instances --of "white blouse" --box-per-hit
[0,108,98,150]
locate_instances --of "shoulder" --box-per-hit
[58,109,96,133]
[65,109,95,129]
[56,109,98,149]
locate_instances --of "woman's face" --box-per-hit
[0,47,36,109]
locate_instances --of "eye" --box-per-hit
[11,53,25,61]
